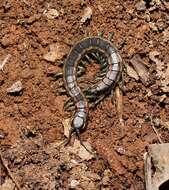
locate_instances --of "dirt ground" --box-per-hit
[0,0,169,189]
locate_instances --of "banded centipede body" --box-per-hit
[63,37,123,137]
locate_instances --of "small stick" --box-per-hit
[0,54,12,71]
[150,114,163,144]
[0,151,22,190]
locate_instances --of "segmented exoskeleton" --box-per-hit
[63,37,123,142]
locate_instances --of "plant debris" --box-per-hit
[130,54,150,85]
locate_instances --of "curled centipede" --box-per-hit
[63,36,123,143]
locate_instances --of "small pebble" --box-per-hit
[135,0,146,11]
[45,9,59,19]
[70,179,79,188]
[0,129,6,139]
[7,80,23,94]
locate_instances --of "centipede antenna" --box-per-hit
[75,129,96,156]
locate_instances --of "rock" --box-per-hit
[102,169,112,185]
[1,33,19,47]
[149,22,158,32]
[70,179,79,188]
[44,9,59,19]
[7,81,23,94]
[115,146,126,155]
[85,171,101,181]
[43,42,69,63]
[80,6,93,24]
[149,51,160,63]
[135,0,146,11]
[27,14,41,24]
[126,64,139,80]
[0,129,7,139]
[21,68,34,80]
[163,29,169,42]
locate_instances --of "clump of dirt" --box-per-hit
[0,0,169,189]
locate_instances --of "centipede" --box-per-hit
[63,36,123,142]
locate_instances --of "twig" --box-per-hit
[0,151,22,190]
[0,54,12,71]
[150,114,163,144]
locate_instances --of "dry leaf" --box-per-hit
[149,51,169,93]
[130,54,149,85]
[80,7,93,24]
[68,139,94,160]
[126,64,139,80]
[43,42,69,62]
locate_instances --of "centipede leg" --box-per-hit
[58,88,67,95]
[64,98,75,111]
[84,54,94,64]
[49,72,63,80]
[108,32,115,42]
[77,66,86,77]
[90,93,107,108]
[98,31,104,38]
[96,71,107,79]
